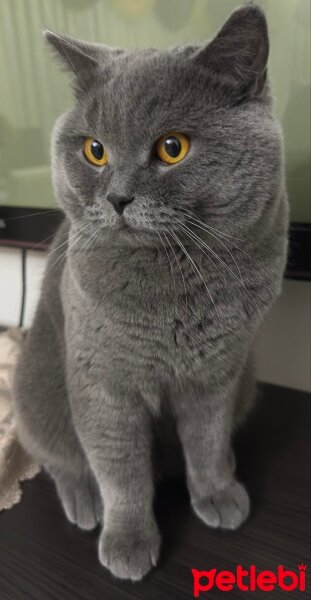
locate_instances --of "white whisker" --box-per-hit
[48,221,90,261]
[157,229,177,295]
[176,221,260,314]
[162,227,188,313]
[44,222,93,277]
[181,218,243,283]
[177,220,243,286]
[168,227,219,320]
[180,208,244,242]
[180,208,260,268]
[3,209,61,222]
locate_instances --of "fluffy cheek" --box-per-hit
[123,165,199,230]
[63,154,102,205]
[155,172,201,223]
[51,154,82,220]
[52,149,110,223]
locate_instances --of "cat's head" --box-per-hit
[46,4,282,245]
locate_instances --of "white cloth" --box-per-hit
[0,328,39,511]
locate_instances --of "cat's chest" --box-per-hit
[64,247,246,378]
[65,270,226,382]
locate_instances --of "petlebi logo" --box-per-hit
[192,564,307,596]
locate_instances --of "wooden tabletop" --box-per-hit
[0,383,310,599]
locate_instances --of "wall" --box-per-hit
[0,246,310,392]
[0,248,46,328]
[255,279,310,393]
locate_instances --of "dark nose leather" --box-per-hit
[107,193,134,215]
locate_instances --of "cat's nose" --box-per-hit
[106,193,134,215]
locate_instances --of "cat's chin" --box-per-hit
[110,218,130,232]
[102,218,159,247]
[107,217,154,236]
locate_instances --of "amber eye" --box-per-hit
[83,137,108,166]
[155,132,190,165]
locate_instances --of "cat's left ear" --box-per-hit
[43,29,110,77]
[195,4,269,98]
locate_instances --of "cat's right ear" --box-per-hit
[43,29,110,78]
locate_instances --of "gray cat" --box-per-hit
[13,4,289,582]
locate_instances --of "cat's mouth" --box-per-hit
[106,215,135,234]
[114,216,131,230]
[105,214,156,237]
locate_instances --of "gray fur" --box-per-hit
[13,5,288,581]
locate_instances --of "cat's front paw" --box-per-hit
[192,480,250,530]
[98,523,161,581]
[55,474,103,531]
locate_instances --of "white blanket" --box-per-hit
[0,328,39,511]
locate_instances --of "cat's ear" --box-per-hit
[195,4,269,97]
[43,29,110,77]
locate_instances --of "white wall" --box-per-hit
[256,279,310,392]
[0,247,310,392]
[0,248,23,327]
[0,248,46,328]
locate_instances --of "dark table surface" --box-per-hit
[0,383,310,600]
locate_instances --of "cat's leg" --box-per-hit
[233,347,257,427]
[70,385,160,581]
[13,309,101,530]
[175,373,250,530]
[47,464,102,530]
